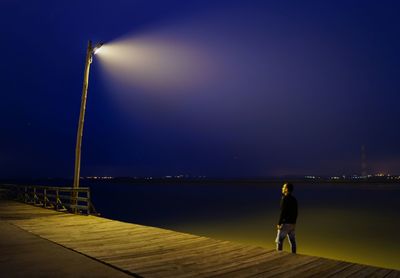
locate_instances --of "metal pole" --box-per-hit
[72,41,93,211]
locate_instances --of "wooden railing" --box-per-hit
[0,184,97,215]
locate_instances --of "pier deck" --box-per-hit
[1,200,399,278]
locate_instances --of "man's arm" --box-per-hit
[277,197,287,228]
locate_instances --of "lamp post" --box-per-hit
[72,40,103,211]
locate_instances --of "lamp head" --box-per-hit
[93,42,104,55]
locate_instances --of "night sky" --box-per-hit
[1,0,399,179]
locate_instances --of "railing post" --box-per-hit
[43,188,47,208]
[71,188,78,214]
[56,189,59,211]
[33,187,36,205]
[87,189,91,215]
[73,188,76,214]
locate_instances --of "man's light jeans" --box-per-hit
[275,223,296,253]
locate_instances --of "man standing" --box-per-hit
[276,183,298,253]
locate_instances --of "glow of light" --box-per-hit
[92,20,282,138]
[95,35,218,93]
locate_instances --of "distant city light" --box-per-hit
[85,176,114,180]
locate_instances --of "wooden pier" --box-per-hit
[0,200,399,278]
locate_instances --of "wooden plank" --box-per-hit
[327,263,367,277]
[101,238,228,266]
[249,256,324,278]
[23,219,189,236]
[28,223,123,234]
[205,252,291,278]
[73,233,208,253]
[265,257,343,278]
[306,261,354,278]
[368,268,396,278]
[84,240,214,262]
[131,247,280,278]
[43,227,198,246]
[90,237,221,261]
[38,229,185,246]
[349,265,390,278]
[110,243,246,273]
[385,270,400,278]
[13,215,111,226]
[132,249,280,278]
[18,220,173,238]
[24,224,168,240]
[13,221,153,238]
[106,239,244,265]
[177,249,284,278]
[64,231,185,247]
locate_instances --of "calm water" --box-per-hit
[87,182,400,270]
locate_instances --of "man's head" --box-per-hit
[282,183,293,196]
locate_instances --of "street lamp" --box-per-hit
[72,40,103,209]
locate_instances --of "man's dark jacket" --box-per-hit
[278,194,298,225]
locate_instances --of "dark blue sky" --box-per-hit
[1,0,399,178]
